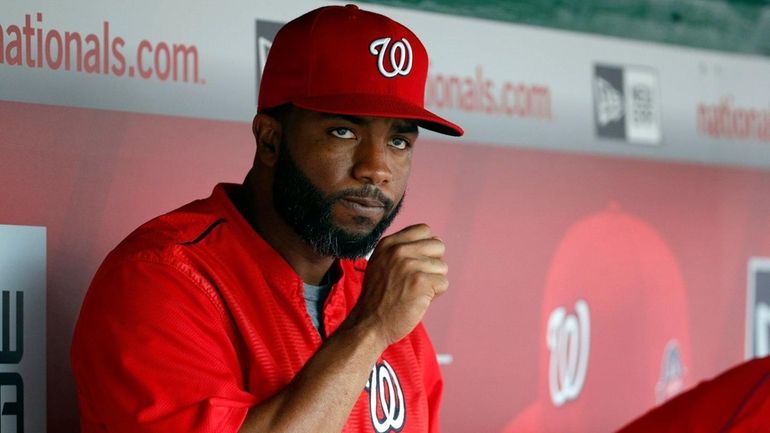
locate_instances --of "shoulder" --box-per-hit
[109,194,226,265]
[103,183,260,274]
[83,190,237,321]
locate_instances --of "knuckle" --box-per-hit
[395,257,415,274]
[404,271,420,287]
[419,224,433,237]
[415,223,430,231]
[375,235,392,249]
[434,277,449,294]
[391,243,409,256]
[413,272,431,287]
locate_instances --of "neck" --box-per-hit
[238,176,335,286]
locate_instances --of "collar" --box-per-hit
[204,183,366,294]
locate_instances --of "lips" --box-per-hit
[344,196,385,207]
[339,196,386,217]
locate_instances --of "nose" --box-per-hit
[352,136,393,185]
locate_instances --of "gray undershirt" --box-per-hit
[303,279,333,336]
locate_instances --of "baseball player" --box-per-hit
[71,4,463,433]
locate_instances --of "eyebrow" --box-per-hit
[394,120,419,134]
[320,113,419,134]
[321,113,367,125]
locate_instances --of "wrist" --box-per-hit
[337,314,391,355]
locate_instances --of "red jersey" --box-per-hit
[71,183,443,433]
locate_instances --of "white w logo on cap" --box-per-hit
[369,37,413,78]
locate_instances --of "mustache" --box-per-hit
[327,186,395,211]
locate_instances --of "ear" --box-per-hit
[252,113,282,167]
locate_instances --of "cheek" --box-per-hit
[304,152,353,191]
[287,135,350,187]
[391,158,412,194]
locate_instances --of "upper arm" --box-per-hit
[71,257,257,433]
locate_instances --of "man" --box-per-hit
[71,4,463,433]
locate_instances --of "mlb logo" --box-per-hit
[593,64,662,145]
[255,20,285,98]
[746,258,770,359]
[655,340,685,404]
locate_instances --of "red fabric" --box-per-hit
[71,183,443,433]
[615,357,770,433]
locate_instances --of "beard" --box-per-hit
[271,143,403,259]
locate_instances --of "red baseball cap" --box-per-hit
[503,203,692,433]
[258,4,464,136]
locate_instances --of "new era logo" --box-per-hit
[593,64,662,145]
[746,258,770,359]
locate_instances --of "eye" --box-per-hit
[389,137,410,150]
[330,128,356,139]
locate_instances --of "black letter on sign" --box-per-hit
[0,372,23,433]
[0,291,22,364]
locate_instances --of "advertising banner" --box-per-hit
[2,1,770,168]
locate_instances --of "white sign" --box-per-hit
[0,225,46,433]
[746,257,770,359]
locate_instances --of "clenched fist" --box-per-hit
[346,224,448,349]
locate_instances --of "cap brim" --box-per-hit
[291,94,464,137]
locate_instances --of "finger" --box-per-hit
[377,224,432,248]
[401,256,448,275]
[388,238,445,261]
[408,271,449,294]
[420,273,449,299]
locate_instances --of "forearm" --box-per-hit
[238,320,386,433]
[239,224,447,433]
